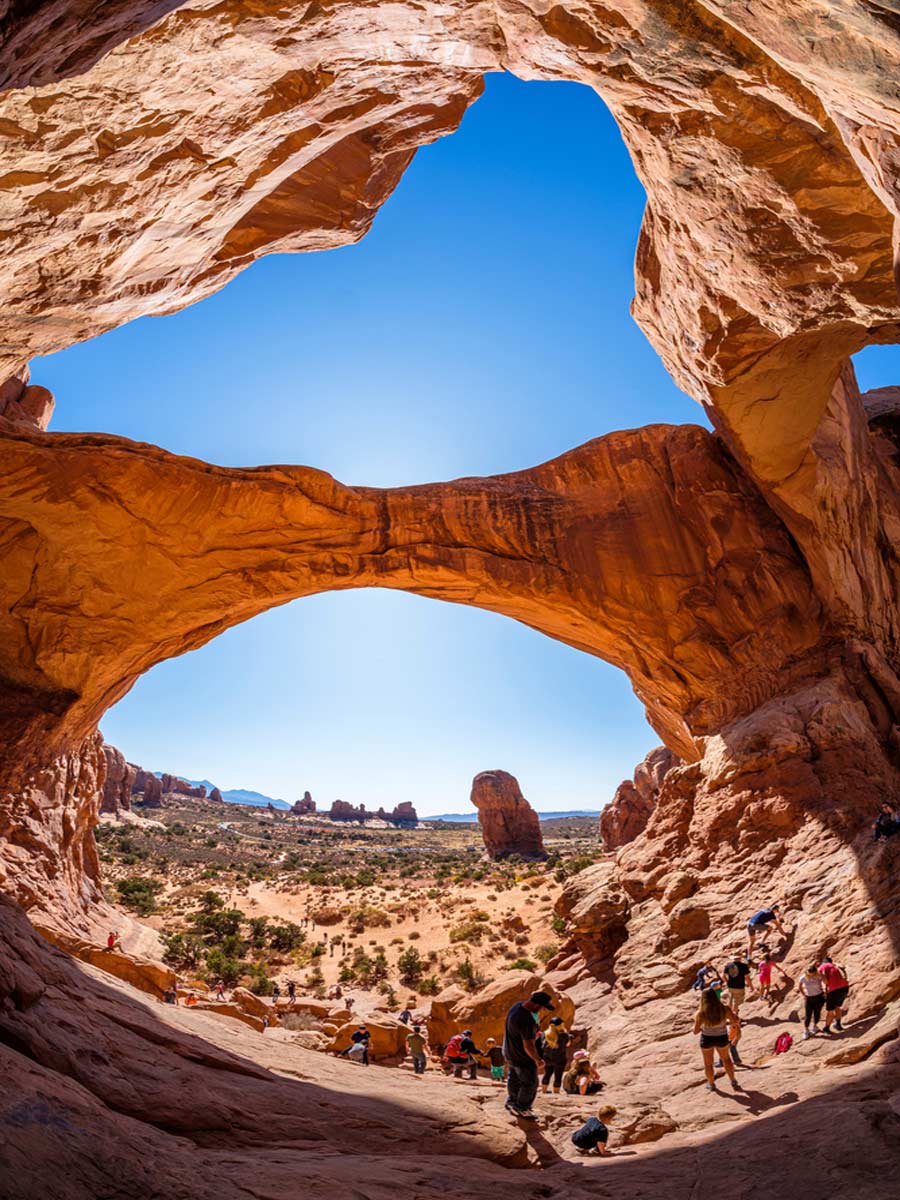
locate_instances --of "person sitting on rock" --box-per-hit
[819,956,851,1034]
[571,1105,617,1156]
[694,986,741,1093]
[562,1050,602,1096]
[746,904,785,952]
[162,985,178,1005]
[540,1016,571,1094]
[722,949,755,1013]
[758,950,789,1003]
[338,1025,371,1065]
[482,1037,506,1084]
[692,959,722,992]
[874,802,900,841]
[406,1024,428,1075]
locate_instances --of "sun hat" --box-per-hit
[529,990,555,1010]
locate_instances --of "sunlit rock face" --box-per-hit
[470,770,546,860]
[600,746,679,850]
[3,4,900,1192]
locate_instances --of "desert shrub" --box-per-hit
[198,890,225,912]
[453,958,487,993]
[116,877,161,915]
[269,922,305,952]
[551,913,567,936]
[247,916,269,948]
[535,942,558,963]
[246,964,275,995]
[346,905,391,934]
[192,908,245,943]
[397,945,424,985]
[408,930,420,940]
[161,931,205,969]
[312,906,343,926]
[449,920,488,945]
[417,975,440,996]
[281,1011,321,1031]
[205,948,246,985]
[508,957,537,971]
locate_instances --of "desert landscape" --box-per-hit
[4,2,900,1198]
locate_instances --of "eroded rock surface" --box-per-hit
[601,746,679,849]
[470,770,546,860]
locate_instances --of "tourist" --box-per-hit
[819,955,850,1033]
[692,959,722,992]
[446,1029,483,1080]
[571,1105,617,1156]
[722,949,754,1013]
[214,979,226,1000]
[398,1005,413,1025]
[482,1037,506,1084]
[540,1015,571,1094]
[271,982,280,1001]
[338,1025,371,1065]
[874,802,900,841]
[746,904,785,952]
[758,950,789,1002]
[562,1050,602,1097]
[104,930,120,953]
[162,985,178,1005]
[407,1024,428,1075]
[502,989,555,1120]
[287,980,296,1003]
[694,987,740,1092]
[798,964,825,1038]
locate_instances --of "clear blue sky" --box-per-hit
[36,73,900,815]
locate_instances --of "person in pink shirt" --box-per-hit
[819,956,850,1033]
[758,950,789,1003]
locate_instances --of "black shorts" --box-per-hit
[826,986,849,1011]
[700,1033,730,1049]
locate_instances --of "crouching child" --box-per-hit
[571,1105,617,1157]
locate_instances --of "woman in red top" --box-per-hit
[819,956,850,1033]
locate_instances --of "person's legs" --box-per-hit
[362,1047,369,1067]
[467,1057,477,1080]
[804,996,815,1034]
[453,1061,464,1078]
[506,1064,522,1110]
[517,1061,538,1113]
[720,1044,738,1087]
[541,1061,553,1092]
[701,1046,716,1087]
[553,1061,564,1092]
[577,1075,589,1096]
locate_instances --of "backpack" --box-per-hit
[445,1034,466,1059]
[774,1032,793,1055]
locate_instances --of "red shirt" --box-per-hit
[819,962,847,990]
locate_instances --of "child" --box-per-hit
[571,1105,617,1156]
[758,950,789,1002]
[483,1037,506,1083]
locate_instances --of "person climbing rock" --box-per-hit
[338,1025,371,1065]
[570,1105,617,1156]
[692,959,722,992]
[447,1029,483,1080]
[407,1024,428,1075]
[503,989,554,1119]
[819,956,850,1033]
[722,949,755,1013]
[798,964,825,1038]
[746,904,785,952]
[758,950,789,1003]
[874,802,900,841]
[482,1038,506,1083]
[286,980,296,1003]
[104,931,119,953]
[562,1050,602,1096]
[398,1005,413,1025]
[540,1015,571,1094]
[694,987,741,1092]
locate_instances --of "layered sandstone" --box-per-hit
[99,743,136,817]
[131,768,162,807]
[293,791,315,815]
[470,771,545,860]
[600,746,679,850]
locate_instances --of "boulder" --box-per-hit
[470,770,545,860]
[229,987,272,1020]
[425,971,574,1052]
[601,746,680,849]
[329,1014,409,1063]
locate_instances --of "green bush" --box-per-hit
[116,877,161,916]
[508,957,536,971]
[535,942,558,963]
[397,945,424,984]
[269,922,305,952]
[417,975,441,995]
[205,948,246,985]
[161,931,205,969]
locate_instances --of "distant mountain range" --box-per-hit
[154,773,291,810]
[426,809,600,823]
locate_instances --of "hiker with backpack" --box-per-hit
[722,949,755,1013]
[445,1029,483,1080]
[819,956,850,1033]
[798,965,825,1038]
[502,989,556,1120]
[694,987,741,1092]
[746,905,785,953]
[539,1015,571,1094]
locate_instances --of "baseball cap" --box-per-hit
[529,990,555,1010]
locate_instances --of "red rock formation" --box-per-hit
[389,801,418,828]
[470,771,545,861]
[328,799,367,823]
[0,367,54,430]
[293,791,315,815]
[160,773,206,799]
[208,786,223,803]
[131,769,162,808]
[601,746,680,850]
[99,742,137,817]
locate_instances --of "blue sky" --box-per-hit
[36,73,900,815]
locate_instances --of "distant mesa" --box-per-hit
[159,773,206,799]
[326,798,418,827]
[470,770,546,860]
[292,791,316,815]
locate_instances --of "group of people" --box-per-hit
[691,904,852,1092]
[874,802,900,841]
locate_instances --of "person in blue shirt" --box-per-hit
[571,1105,616,1156]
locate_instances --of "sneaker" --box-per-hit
[823,1025,832,1035]
[706,1082,716,1092]
[504,1101,523,1117]
[813,1024,820,1034]
[731,1078,741,1091]
[517,1109,538,1121]
[803,1030,811,1040]
[834,1020,844,1031]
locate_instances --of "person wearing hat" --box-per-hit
[338,1025,371,1066]
[562,1049,602,1096]
[502,989,555,1119]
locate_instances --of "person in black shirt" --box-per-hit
[539,1016,571,1094]
[452,1030,484,1080]
[338,1026,371,1066]
[874,803,900,841]
[571,1105,616,1156]
[502,989,555,1119]
[722,952,754,1014]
